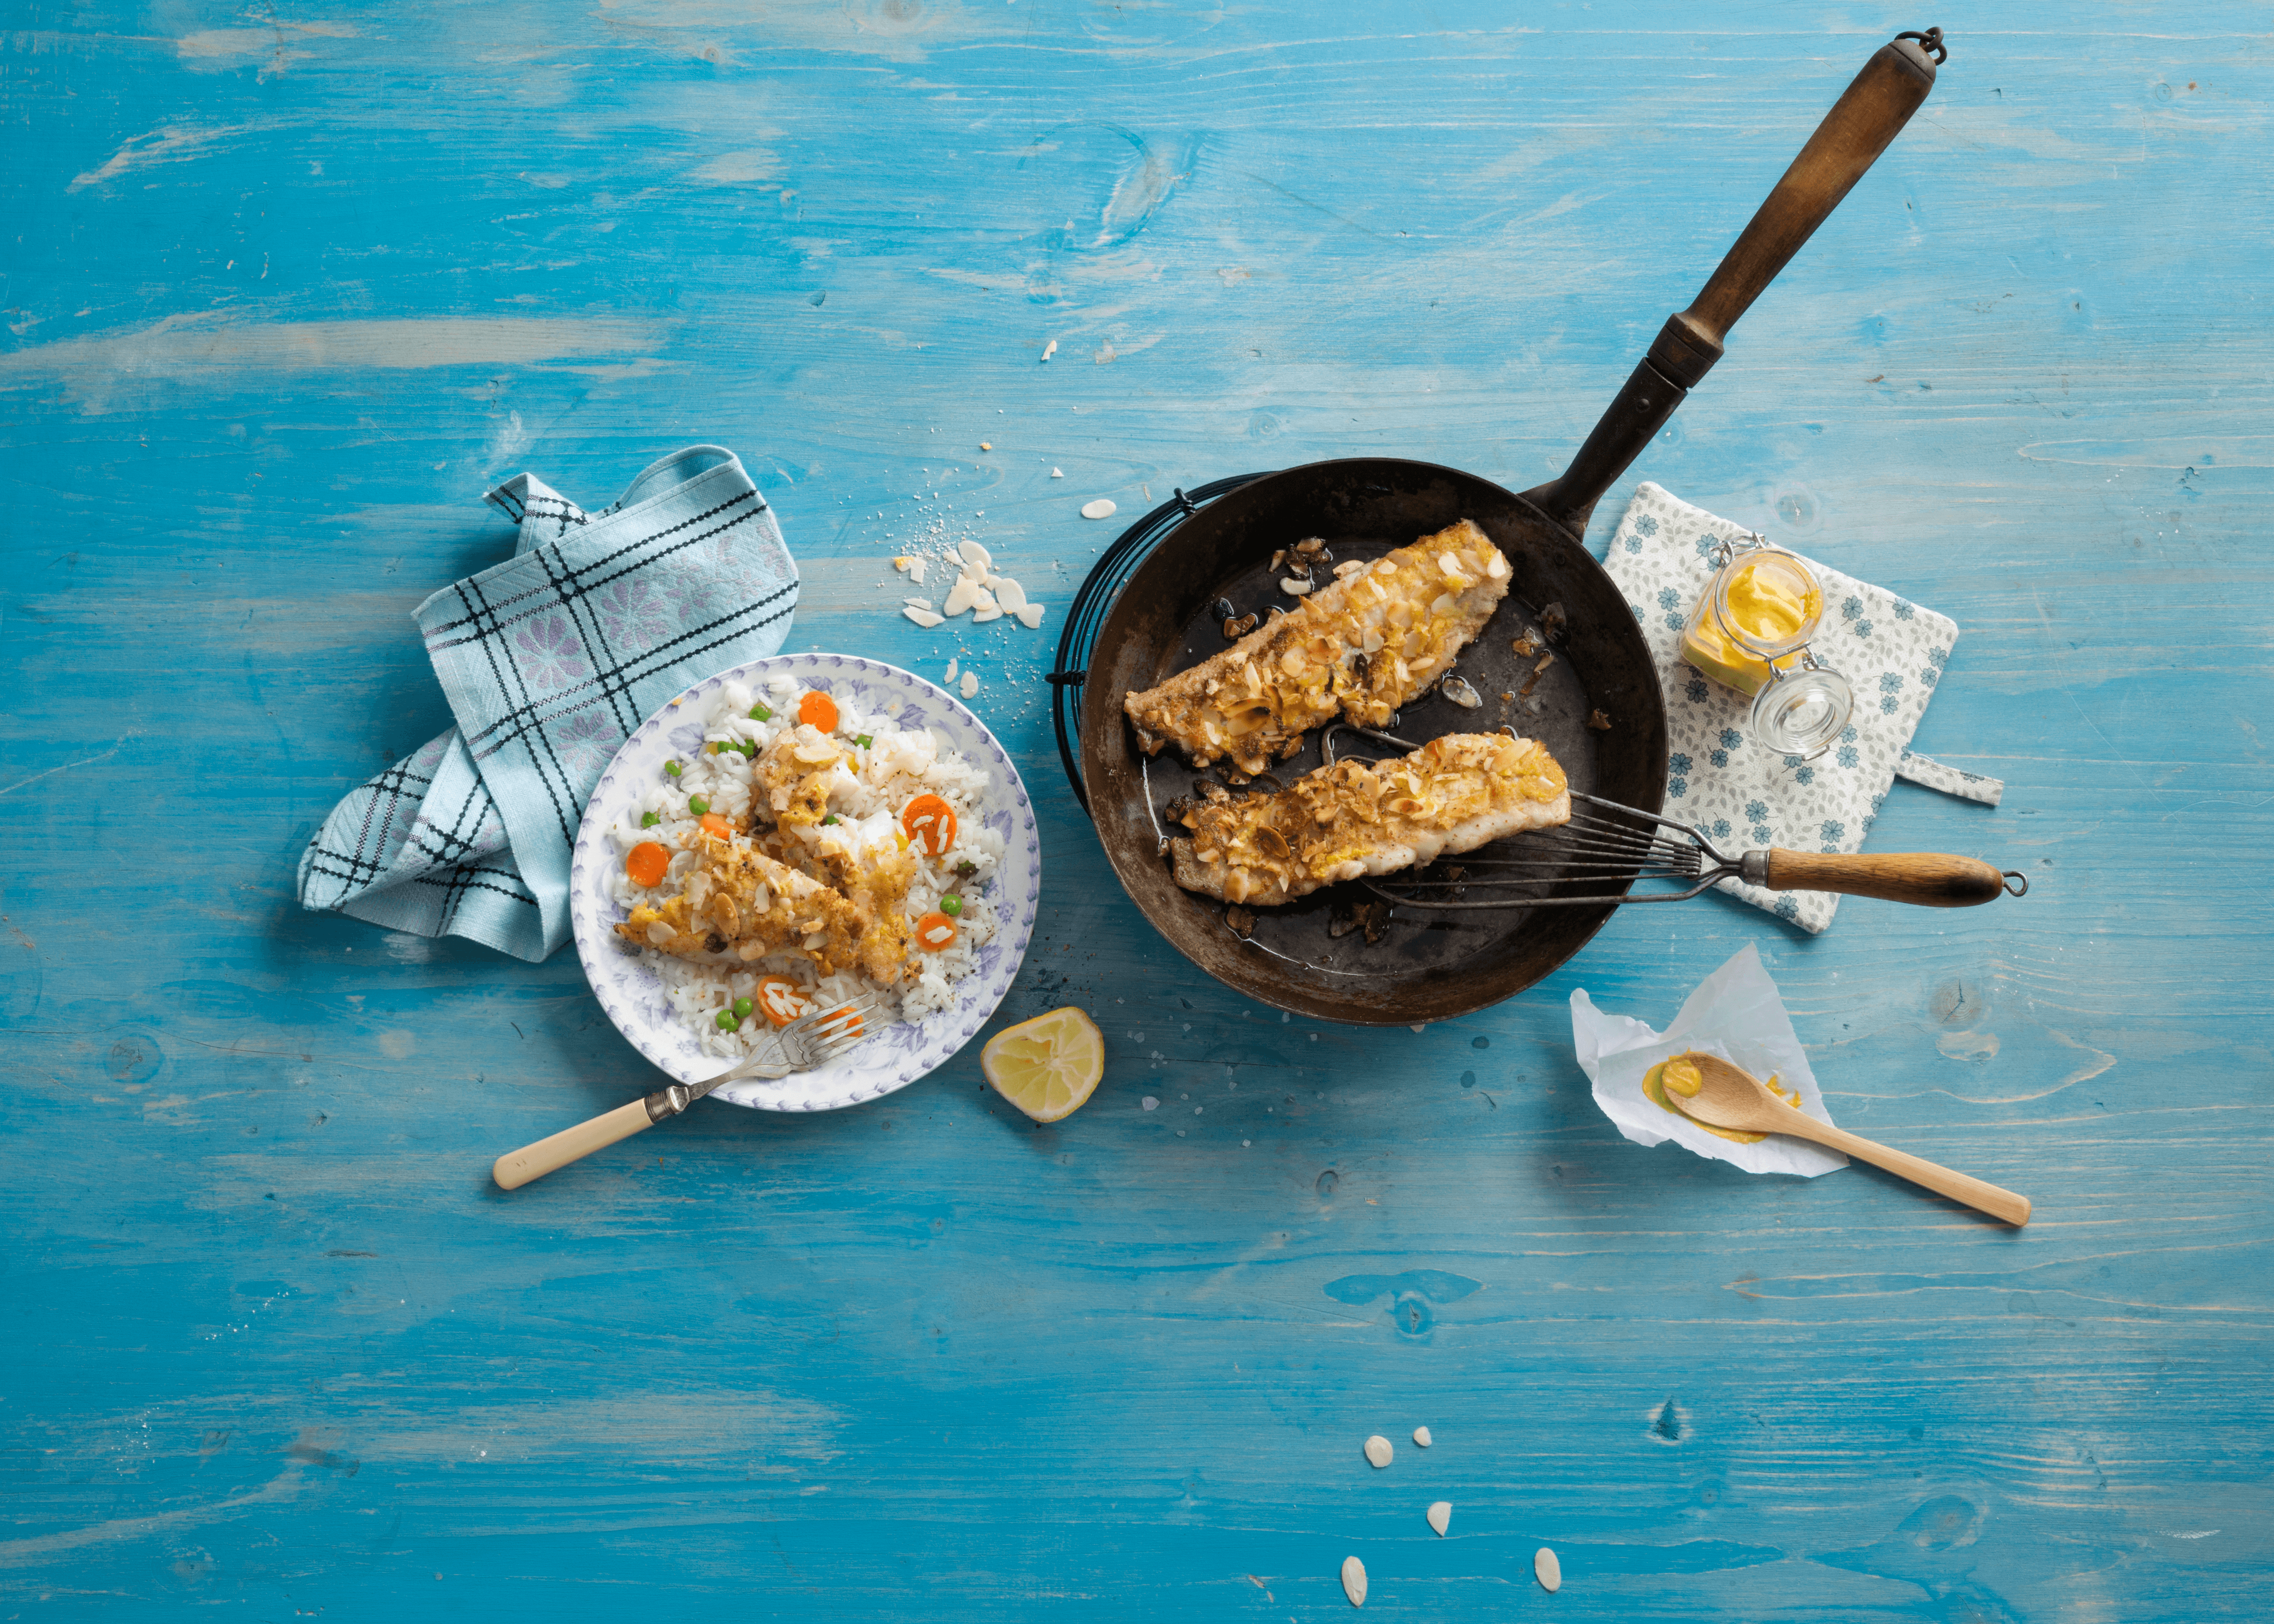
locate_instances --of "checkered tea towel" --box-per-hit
[296,445,798,960]
[1602,482,2003,935]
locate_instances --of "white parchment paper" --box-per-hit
[1570,943,1847,1177]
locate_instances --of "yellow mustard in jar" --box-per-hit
[1643,1053,1805,1145]
[1678,554,1823,697]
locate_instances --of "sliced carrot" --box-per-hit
[798,690,839,733]
[697,812,734,838]
[915,911,958,951]
[625,842,670,887]
[902,793,958,857]
[756,975,811,1029]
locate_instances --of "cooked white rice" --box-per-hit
[604,674,1003,1059]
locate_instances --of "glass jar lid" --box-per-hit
[1711,547,1822,660]
[1748,664,1853,759]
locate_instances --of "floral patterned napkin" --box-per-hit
[1601,482,2002,934]
[297,445,797,960]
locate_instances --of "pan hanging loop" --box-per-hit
[2001,870,2029,897]
[1896,26,1947,65]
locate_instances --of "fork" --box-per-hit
[491,996,877,1190]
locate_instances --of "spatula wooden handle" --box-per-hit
[1760,849,2007,907]
[493,1099,655,1190]
[1783,1115,2031,1226]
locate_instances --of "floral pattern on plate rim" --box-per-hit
[568,653,1041,1112]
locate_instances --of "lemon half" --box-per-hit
[981,1006,1105,1123]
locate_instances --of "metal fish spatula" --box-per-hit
[1325,727,2028,912]
[492,996,876,1190]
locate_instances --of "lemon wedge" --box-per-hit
[981,1006,1105,1123]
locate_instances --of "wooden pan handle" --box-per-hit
[1759,849,2006,907]
[1526,30,1944,532]
[493,1098,656,1190]
[1789,1115,2031,1226]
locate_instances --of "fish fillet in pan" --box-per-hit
[1168,732,1570,906]
[1123,518,1512,776]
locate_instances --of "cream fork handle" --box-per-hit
[494,1100,655,1190]
[1777,1113,2032,1226]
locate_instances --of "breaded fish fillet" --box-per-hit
[616,833,910,985]
[1124,518,1512,776]
[1168,732,1569,906]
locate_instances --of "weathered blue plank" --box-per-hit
[3,1,2271,1618]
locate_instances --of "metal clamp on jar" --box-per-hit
[1678,535,1853,760]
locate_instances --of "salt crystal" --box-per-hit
[902,607,944,628]
[1081,498,1117,520]
[1363,1435,1392,1469]
[1427,1501,1451,1537]
[1341,1556,1367,1608]
[1014,604,1045,629]
[1050,467,1064,478]
[1412,1426,1431,1448]
[960,670,978,699]
[1141,1097,1158,1111]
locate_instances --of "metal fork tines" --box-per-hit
[649,993,881,1121]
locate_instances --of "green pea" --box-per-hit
[853,734,874,749]
[665,760,682,778]
[733,996,754,1019]
[641,811,661,828]
[820,814,838,826]
[939,892,964,917]
[748,703,772,721]
[715,1010,739,1031]
[688,795,710,815]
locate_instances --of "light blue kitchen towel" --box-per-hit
[297,445,798,960]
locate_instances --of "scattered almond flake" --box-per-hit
[959,670,979,700]
[1363,1435,1392,1469]
[1427,1501,1451,1537]
[979,441,993,451]
[1413,1426,1432,1448]
[902,607,944,628]
[903,596,935,611]
[972,605,1004,624]
[1534,1548,1561,1593]
[942,576,982,616]
[1014,604,1045,629]
[1340,1556,1367,1608]
[1050,466,1064,478]
[1042,339,1057,361]
[959,539,993,571]
[1081,498,1117,520]
[1141,1096,1158,1110]
[944,658,959,682]
[994,577,1028,614]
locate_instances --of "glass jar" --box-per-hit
[1678,536,1853,760]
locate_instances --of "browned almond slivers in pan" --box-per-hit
[1121,518,1513,776]
[1167,732,1571,906]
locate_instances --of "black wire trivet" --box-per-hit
[1046,471,1272,811]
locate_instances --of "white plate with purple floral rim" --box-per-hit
[568,652,1041,1112]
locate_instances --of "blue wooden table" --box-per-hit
[5,3,2269,1617]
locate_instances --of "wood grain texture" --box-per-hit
[3,2,2270,1618]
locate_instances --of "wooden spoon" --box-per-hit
[1662,1053,2031,1226]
